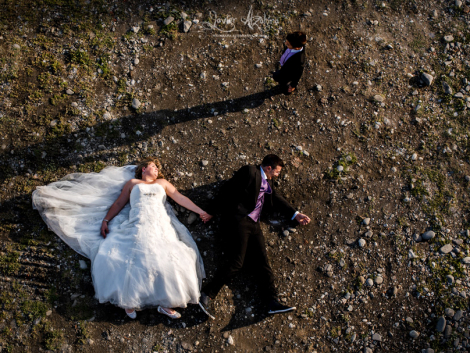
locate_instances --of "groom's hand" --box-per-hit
[295,213,310,225]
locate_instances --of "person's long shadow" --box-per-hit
[0,87,281,186]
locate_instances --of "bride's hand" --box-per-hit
[101,221,109,238]
[199,211,213,223]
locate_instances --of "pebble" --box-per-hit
[183,21,192,33]
[79,260,88,269]
[227,336,234,345]
[358,238,366,248]
[103,112,112,120]
[446,275,454,285]
[131,98,141,110]
[46,310,52,316]
[462,257,470,264]
[201,160,209,166]
[411,153,417,161]
[187,213,198,225]
[373,94,384,102]
[372,333,382,341]
[134,58,140,65]
[436,317,446,332]
[13,43,21,50]
[66,89,74,95]
[440,244,453,254]
[164,17,174,25]
[442,82,453,95]
[444,324,452,337]
[421,72,434,86]
[374,276,384,285]
[453,310,463,321]
[445,308,455,318]
[364,347,373,353]
[422,230,435,240]
[366,278,374,286]
[363,218,371,225]
[337,165,344,172]
[409,330,419,339]
[131,26,140,33]
[444,35,454,42]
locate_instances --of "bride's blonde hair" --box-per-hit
[135,158,164,179]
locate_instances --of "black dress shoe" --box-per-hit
[267,300,296,314]
[198,292,215,319]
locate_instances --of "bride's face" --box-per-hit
[143,162,159,179]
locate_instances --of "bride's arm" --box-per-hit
[160,179,212,223]
[100,180,135,238]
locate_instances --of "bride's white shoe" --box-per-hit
[157,306,181,319]
[125,310,137,319]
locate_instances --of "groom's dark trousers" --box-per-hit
[203,165,295,302]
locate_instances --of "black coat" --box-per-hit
[207,165,295,220]
[275,48,306,88]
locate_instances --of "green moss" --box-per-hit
[21,300,49,321]
[0,251,20,275]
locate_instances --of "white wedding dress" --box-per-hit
[32,165,205,309]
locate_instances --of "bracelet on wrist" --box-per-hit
[103,219,109,223]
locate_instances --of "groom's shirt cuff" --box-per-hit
[291,211,299,220]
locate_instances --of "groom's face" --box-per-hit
[265,165,282,180]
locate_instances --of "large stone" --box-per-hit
[421,73,434,86]
[436,317,446,332]
[422,230,435,240]
[440,244,453,254]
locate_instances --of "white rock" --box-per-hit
[131,98,141,109]
[337,165,344,172]
[13,43,21,50]
[462,257,470,264]
[358,238,366,247]
[411,153,418,161]
[410,330,420,339]
[227,335,234,345]
[134,58,140,65]
[374,276,384,285]
[444,35,454,43]
[79,260,88,269]
[363,218,371,225]
[183,21,192,33]
[421,73,434,86]
[164,17,174,25]
[132,26,140,33]
[366,278,374,286]
[66,89,74,95]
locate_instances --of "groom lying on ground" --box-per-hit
[200,154,310,318]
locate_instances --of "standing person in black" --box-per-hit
[272,31,307,95]
[199,154,311,318]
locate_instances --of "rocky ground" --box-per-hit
[1,0,470,352]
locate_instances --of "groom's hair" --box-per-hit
[261,154,285,169]
[286,31,307,48]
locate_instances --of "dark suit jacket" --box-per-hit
[275,48,306,88]
[207,165,295,220]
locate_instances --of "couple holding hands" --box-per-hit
[33,154,310,320]
[32,31,310,321]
